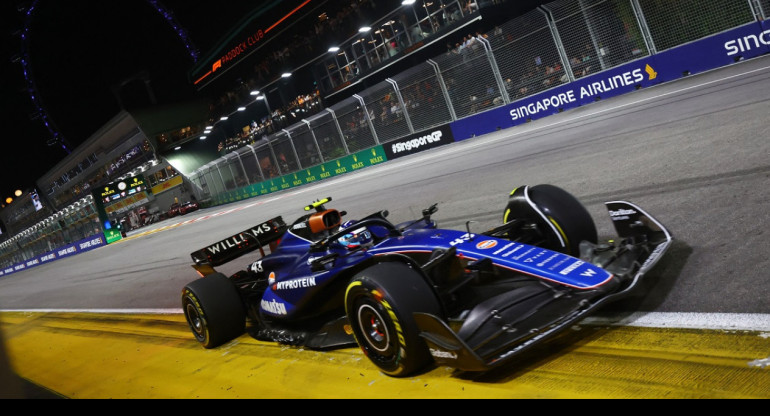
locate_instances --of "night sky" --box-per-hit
[0,0,309,203]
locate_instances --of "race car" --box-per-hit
[181,185,672,377]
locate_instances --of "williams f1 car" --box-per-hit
[181,185,672,376]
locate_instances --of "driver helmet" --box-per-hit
[337,221,373,249]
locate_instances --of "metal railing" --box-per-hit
[187,0,761,203]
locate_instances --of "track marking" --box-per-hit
[2,310,769,332]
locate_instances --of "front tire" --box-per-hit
[182,273,246,348]
[345,262,441,377]
[504,185,597,255]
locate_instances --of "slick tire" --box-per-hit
[505,185,597,256]
[345,262,441,377]
[182,273,246,349]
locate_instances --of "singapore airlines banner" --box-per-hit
[450,21,770,141]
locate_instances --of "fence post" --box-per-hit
[214,163,228,192]
[748,0,767,20]
[386,78,415,134]
[428,59,457,121]
[282,129,302,170]
[246,144,266,181]
[476,36,511,105]
[630,0,657,54]
[303,119,325,164]
[354,94,380,145]
[326,108,351,155]
[538,5,576,83]
[232,151,250,185]
[267,137,283,176]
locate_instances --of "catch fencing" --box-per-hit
[188,0,767,201]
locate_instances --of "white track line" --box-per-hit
[2,310,769,332]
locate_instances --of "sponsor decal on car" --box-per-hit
[524,250,548,263]
[493,242,515,255]
[560,260,584,276]
[476,240,498,250]
[261,299,287,315]
[273,276,317,291]
[609,208,637,221]
[205,223,273,255]
[430,348,458,360]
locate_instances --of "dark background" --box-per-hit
[0,0,312,203]
[0,0,546,204]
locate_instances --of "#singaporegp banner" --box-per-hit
[449,21,770,141]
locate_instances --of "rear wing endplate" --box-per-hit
[190,216,288,271]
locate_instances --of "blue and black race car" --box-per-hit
[181,185,672,377]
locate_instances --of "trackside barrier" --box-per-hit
[211,147,388,206]
[0,234,106,278]
[7,9,769,275]
[210,124,459,206]
[208,22,770,207]
[449,22,770,141]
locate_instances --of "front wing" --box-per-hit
[414,201,673,372]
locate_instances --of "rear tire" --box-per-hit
[504,185,597,255]
[345,262,440,377]
[182,273,246,348]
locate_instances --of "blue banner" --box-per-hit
[0,234,106,278]
[450,23,770,142]
[649,22,769,83]
[450,57,659,141]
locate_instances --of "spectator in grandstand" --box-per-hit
[411,22,429,42]
[464,0,479,14]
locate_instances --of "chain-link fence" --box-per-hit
[331,96,379,154]
[308,111,348,161]
[390,62,454,132]
[359,80,412,143]
[191,0,768,203]
[546,0,651,77]
[433,39,504,119]
[638,0,756,52]
[760,0,770,19]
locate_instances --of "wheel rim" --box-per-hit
[185,301,205,339]
[356,303,392,354]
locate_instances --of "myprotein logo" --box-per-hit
[383,126,454,160]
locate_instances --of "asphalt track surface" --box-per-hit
[1,54,769,398]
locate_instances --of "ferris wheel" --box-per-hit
[14,0,201,153]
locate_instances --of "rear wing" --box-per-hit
[190,216,288,275]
